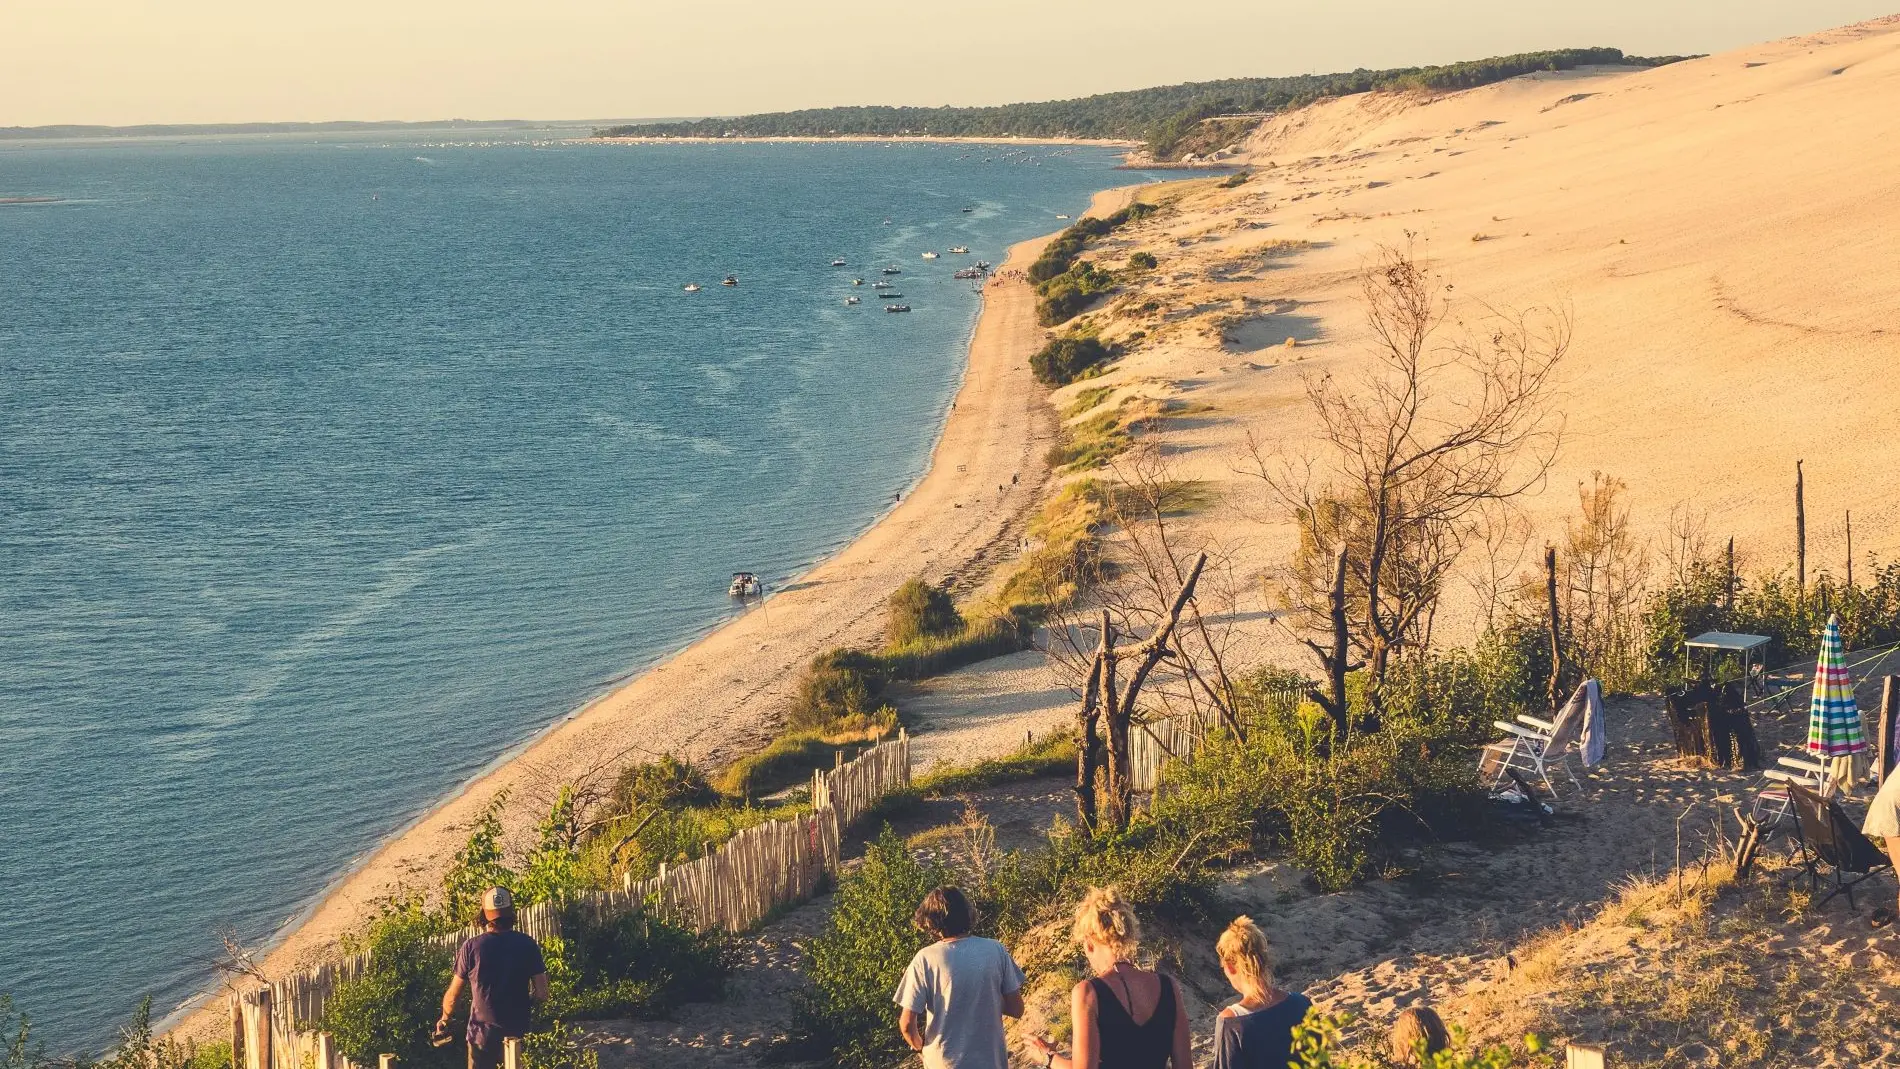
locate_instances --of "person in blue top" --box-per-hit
[1210,915,1310,1069]
[437,887,549,1069]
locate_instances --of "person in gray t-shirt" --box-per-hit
[894,886,1025,1069]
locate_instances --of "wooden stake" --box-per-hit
[1566,1044,1606,1069]
[1881,676,1898,785]
[1846,510,1854,586]
[1796,460,1806,593]
[229,998,244,1069]
[1725,537,1735,614]
[503,1039,520,1069]
[316,1034,336,1069]
[379,1055,396,1069]
[247,989,274,1069]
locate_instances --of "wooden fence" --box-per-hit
[231,731,910,1060]
[1130,717,1196,792]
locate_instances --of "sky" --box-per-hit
[4,1,1895,127]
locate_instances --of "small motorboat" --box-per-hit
[920,251,939,260]
[948,246,970,254]
[683,283,701,292]
[851,277,865,286]
[729,572,763,598]
[831,258,847,267]
[961,207,975,213]
[952,267,982,280]
[721,275,738,287]
[1055,214,1070,219]
[876,293,903,299]
[881,265,902,275]
[885,304,912,313]
[974,261,992,270]
[845,295,861,305]
[873,281,894,289]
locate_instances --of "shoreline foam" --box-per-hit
[168,182,1147,1039]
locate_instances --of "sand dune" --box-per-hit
[1068,18,1900,618]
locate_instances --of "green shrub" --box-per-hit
[879,612,1029,680]
[787,828,945,1069]
[885,578,962,647]
[520,1022,598,1069]
[1032,336,1114,387]
[3,995,41,1069]
[608,756,717,818]
[542,904,726,1019]
[1037,261,1118,325]
[318,898,457,1069]
[788,648,889,730]
[1127,251,1158,270]
[1291,1006,1550,1068]
[714,721,892,799]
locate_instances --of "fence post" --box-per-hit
[503,1039,520,1069]
[379,1055,396,1069]
[244,989,273,1069]
[315,1034,336,1069]
[1566,1044,1605,1069]
[229,998,244,1069]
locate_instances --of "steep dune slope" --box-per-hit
[1077,17,1900,612]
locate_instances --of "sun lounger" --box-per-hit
[1786,782,1891,909]
[1751,756,1831,827]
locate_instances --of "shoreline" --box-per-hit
[168,182,1147,1040]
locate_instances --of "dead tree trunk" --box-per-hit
[1303,545,1353,739]
[1725,537,1735,614]
[1074,617,1107,833]
[1847,510,1854,587]
[1796,459,1806,595]
[1101,621,1128,833]
[1546,545,1567,716]
[1100,553,1208,834]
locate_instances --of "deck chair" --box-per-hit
[1786,782,1891,909]
[1750,756,1831,827]
[1481,718,1580,797]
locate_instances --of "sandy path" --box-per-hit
[171,186,1143,1035]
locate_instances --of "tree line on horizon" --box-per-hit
[594,47,1696,158]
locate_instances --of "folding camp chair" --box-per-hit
[1786,782,1892,909]
[1481,718,1580,797]
[1751,756,1832,827]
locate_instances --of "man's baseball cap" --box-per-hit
[481,887,514,912]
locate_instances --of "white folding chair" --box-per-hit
[1481,719,1580,797]
[1752,756,1832,827]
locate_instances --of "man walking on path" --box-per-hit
[438,887,550,1069]
[895,886,1025,1069]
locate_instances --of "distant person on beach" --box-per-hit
[1209,915,1310,1069]
[1026,887,1190,1069]
[1388,1007,1451,1066]
[895,886,1025,1069]
[438,887,549,1069]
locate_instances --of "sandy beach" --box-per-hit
[170,184,1144,1036]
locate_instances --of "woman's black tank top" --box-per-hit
[1089,974,1176,1069]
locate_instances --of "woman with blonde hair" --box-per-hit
[1025,887,1190,1069]
[1388,1007,1450,1066]
[1211,915,1310,1069]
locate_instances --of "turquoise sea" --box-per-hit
[0,133,1150,1049]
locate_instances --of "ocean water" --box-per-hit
[0,134,1149,1049]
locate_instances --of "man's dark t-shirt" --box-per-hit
[454,929,547,1044]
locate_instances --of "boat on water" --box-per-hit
[683,283,701,292]
[961,206,975,213]
[1055,214,1070,219]
[948,246,970,255]
[952,267,982,280]
[876,293,903,299]
[729,572,763,598]
[845,295,861,305]
[721,275,738,287]
[881,266,903,275]
[975,261,992,270]
[920,251,939,260]
[873,281,895,289]
[885,304,912,313]
[851,277,865,286]
[831,258,847,267]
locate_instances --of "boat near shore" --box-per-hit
[683,282,701,292]
[949,246,970,254]
[884,304,911,313]
[921,251,939,259]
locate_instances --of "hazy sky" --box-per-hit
[5,1,1894,127]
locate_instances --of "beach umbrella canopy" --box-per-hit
[1807,613,1867,758]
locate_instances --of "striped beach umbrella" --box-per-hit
[1807,613,1867,761]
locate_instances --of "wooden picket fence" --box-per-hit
[1129,717,1196,792]
[231,731,910,1061]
